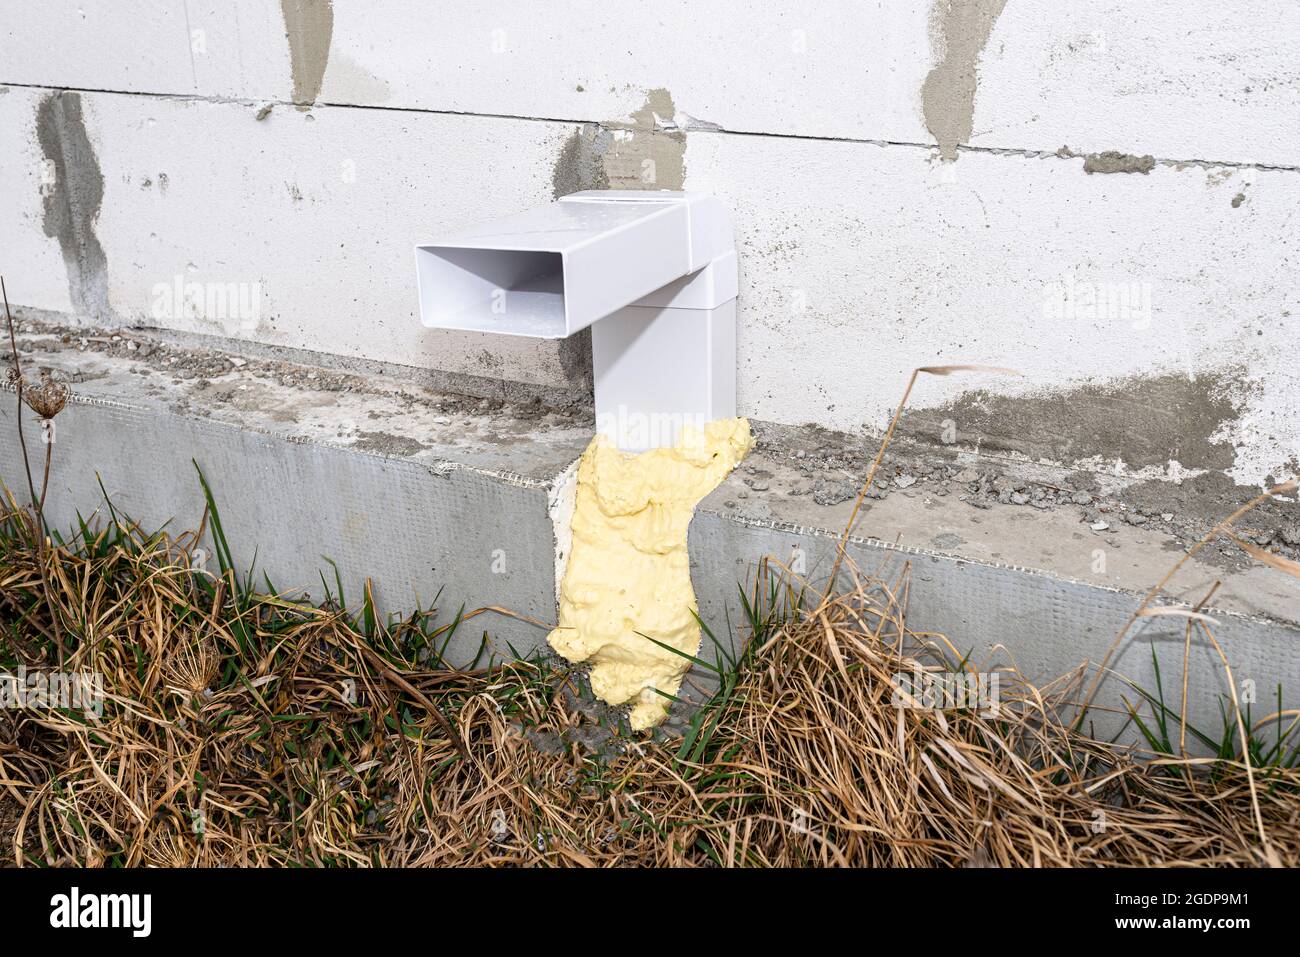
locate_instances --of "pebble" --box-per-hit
[895,474,917,489]
[1091,520,1110,531]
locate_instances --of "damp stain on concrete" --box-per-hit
[557,329,594,396]
[552,124,612,199]
[903,371,1249,472]
[921,0,1008,162]
[279,0,334,106]
[1083,150,1156,175]
[36,91,109,321]
[550,88,686,198]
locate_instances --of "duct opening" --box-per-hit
[415,246,566,339]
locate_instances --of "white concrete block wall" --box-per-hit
[1,1,1297,485]
[13,86,578,388]
[0,88,77,313]
[689,134,1300,484]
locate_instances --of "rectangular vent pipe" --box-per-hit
[415,190,736,451]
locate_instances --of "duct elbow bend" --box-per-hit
[415,191,738,450]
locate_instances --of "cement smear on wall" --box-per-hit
[36,91,109,322]
[280,0,334,106]
[921,0,1008,160]
[901,370,1251,473]
[551,88,686,194]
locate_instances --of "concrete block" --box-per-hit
[0,324,591,665]
[689,511,1300,746]
[686,132,1300,487]
[5,2,1297,164]
[686,436,1300,745]
[0,87,77,313]
[0,85,584,393]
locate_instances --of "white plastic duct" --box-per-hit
[415,190,736,451]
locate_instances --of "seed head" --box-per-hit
[22,370,70,419]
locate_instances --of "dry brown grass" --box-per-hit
[677,561,1300,866]
[2,484,1298,868]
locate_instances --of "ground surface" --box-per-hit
[2,506,1297,868]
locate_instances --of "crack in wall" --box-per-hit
[6,81,1298,174]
